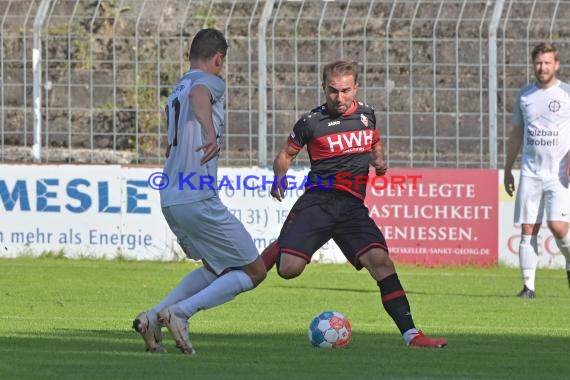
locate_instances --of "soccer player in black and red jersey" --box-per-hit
[261,60,448,348]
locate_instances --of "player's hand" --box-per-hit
[372,157,388,176]
[270,177,287,201]
[504,171,515,197]
[197,130,220,165]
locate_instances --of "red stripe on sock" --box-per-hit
[382,290,406,303]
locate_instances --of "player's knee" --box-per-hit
[243,257,268,287]
[359,248,395,279]
[547,221,569,239]
[378,251,393,268]
[277,270,301,280]
[276,260,304,279]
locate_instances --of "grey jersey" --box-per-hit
[160,69,225,207]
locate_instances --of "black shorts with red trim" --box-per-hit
[277,189,388,270]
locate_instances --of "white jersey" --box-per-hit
[512,80,570,180]
[160,69,225,207]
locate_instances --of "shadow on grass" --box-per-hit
[0,329,568,380]
[276,284,570,299]
[274,284,378,294]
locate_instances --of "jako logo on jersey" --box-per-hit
[326,130,374,152]
[328,120,341,126]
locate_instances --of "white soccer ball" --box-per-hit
[308,311,352,349]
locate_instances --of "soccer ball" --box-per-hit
[308,311,352,349]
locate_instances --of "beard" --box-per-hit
[535,71,556,85]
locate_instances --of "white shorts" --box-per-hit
[514,175,570,224]
[162,196,259,275]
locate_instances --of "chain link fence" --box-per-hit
[1,0,570,167]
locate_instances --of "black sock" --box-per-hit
[377,274,416,334]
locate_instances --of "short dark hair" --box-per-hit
[322,60,359,85]
[531,42,559,62]
[189,28,228,61]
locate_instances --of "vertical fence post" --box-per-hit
[488,0,505,169]
[32,0,52,162]
[258,0,275,167]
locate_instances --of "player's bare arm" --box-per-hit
[503,123,523,197]
[190,85,219,165]
[271,143,299,201]
[369,144,388,176]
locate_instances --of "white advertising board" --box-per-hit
[0,165,346,262]
[0,165,173,260]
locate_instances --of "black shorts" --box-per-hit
[277,189,388,270]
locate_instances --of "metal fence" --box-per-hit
[1,0,570,167]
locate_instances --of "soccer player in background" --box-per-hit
[261,60,448,348]
[132,28,266,354]
[504,42,570,298]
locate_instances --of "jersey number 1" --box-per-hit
[165,97,181,146]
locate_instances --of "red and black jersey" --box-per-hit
[288,100,381,200]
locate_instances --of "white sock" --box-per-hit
[176,270,254,318]
[519,235,538,290]
[151,267,217,315]
[403,328,420,345]
[554,232,570,271]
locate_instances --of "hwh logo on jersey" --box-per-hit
[326,130,374,152]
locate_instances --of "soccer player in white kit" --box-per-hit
[132,28,266,354]
[504,42,570,298]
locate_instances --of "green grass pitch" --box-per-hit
[0,257,569,379]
